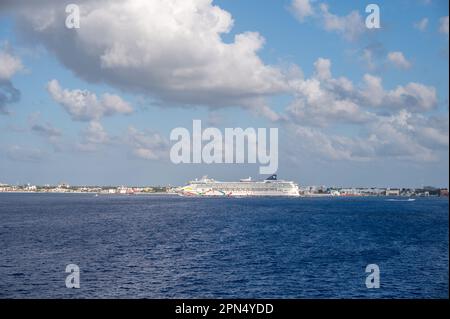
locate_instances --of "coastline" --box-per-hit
[0,191,177,195]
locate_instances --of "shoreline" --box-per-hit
[0,191,177,195]
[0,191,447,199]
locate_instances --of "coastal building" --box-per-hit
[386,188,400,196]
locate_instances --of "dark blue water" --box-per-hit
[0,193,448,298]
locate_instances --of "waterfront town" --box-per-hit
[0,182,448,197]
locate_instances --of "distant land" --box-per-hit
[0,182,448,197]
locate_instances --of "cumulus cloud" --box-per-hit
[313,57,332,80]
[412,115,449,150]
[387,51,412,69]
[0,49,23,80]
[3,0,446,166]
[367,110,447,161]
[75,121,110,152]
[10,0,288,109]
[289,124,376,161]
[0,46,23,114]
[319,4,366,41]
[289,1,366,41]
[439,16,449,35]
[286,58,371,126]
[279,57,445,163]
[47,79,133,121]
[127,127,169,160]
[291,0,315,22]
[414,18,428,32]
[359,74,436,112]
[385,82,436,111]
[288,110,447,163]
[283,58,437,130]
[82,121,109,145]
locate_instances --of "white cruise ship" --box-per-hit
[177,175,300,197]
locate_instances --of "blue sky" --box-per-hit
[0,0,448,187]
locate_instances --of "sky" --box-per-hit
[0,0,448,187]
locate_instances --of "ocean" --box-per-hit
[0,193,448,298]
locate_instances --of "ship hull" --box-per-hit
[179,191,299,197]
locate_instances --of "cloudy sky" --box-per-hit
[0,0,448,187]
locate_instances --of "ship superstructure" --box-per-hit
[178,175,299,197]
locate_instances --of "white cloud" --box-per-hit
[368,110,446,161]
[360,74,384,106]
[279,58,448,162]
[280,57,444,163]
[360,74,436,112]
[47,79,133,121]
[319,4,365,41]
[387,51,412,69]
[3,1,446,166]
[0,46,22,114]
[290,2,375,42]
[289,125,358,160]
[291,0,314,22]
[286,58,372,126]
[287,109,446,163]
[283,58,437,130]
[384,82,437,111]
[74,121,111,152]
[12,0,288,109]
[414,18,428,31]
[313,57,332,80]
[83,121,109,145]
[413,116,449,149]
[439,16,449,35]
[0,48,23,80]
[127,127,168,160]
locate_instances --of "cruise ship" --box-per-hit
[177,175,300,197]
